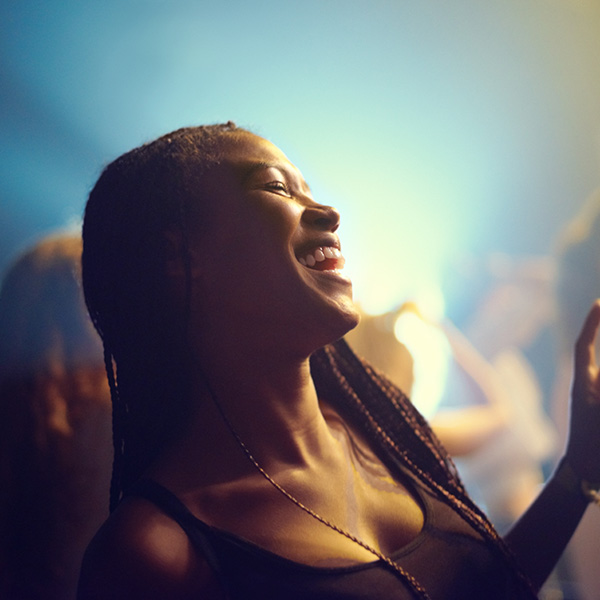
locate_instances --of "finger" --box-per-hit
[575,299,600,376]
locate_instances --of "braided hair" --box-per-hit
[311,340,537,598]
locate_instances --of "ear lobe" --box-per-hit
[164,231,202,278]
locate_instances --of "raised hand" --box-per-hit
[566,300,600,483]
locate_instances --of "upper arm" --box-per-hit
[77,499,226,600]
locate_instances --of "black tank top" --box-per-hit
[128,476,534,600]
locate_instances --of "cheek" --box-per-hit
[192,224,290,297]
[226,204,300,262]
[189,195,303,299]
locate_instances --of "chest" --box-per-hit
[192,442,425,566]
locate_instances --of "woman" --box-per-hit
[0,234,112,600]
[77,123,600,599]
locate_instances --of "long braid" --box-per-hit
[312,340,538,599]
[101,345,124,511]
[82,122,243,509]
[313,340,458,485]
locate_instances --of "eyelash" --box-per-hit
[265,181,289,194]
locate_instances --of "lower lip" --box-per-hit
[305,266,352,284]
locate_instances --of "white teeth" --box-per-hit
[298,246,341,269]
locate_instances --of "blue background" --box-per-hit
[2,0,600,314]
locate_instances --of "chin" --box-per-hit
[319,298,361,346]
[341,300,361,332]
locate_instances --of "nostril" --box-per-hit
[314,216,332,229]
[305,205,340,232]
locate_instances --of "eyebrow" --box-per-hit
[240,161,312,194]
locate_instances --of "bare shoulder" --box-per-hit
[77,495,226,600]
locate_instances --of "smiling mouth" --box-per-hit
[297,246,345,271]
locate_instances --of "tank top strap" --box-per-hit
[127,479,231,597]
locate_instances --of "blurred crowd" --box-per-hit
[347,188,600,600]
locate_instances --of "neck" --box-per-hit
[208,351,331,454]
[153,347,340,488]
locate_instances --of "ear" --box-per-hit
[164,230,202,279]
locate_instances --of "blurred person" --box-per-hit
[344,307,415,395]
[456,256,558,532]
[0,233,112,600]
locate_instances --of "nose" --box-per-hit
[302,203,340,232]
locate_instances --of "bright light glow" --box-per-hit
[393,309,452,418]
[330,158,472,316]
[410,285,447,323]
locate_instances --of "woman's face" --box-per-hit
[187,132,360,356]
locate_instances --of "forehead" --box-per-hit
[216,133,303,181]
